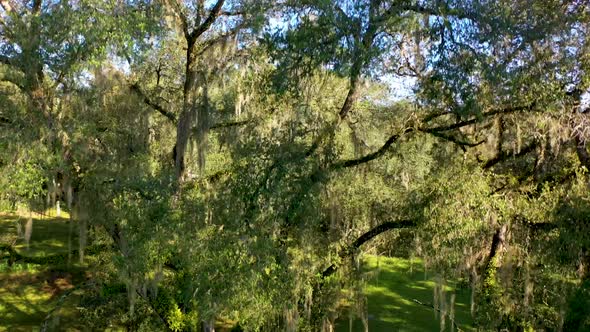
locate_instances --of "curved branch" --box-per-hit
[304,1,380,158]
[130,83,177,123]
[209,119,252,130]
[0,54,14,67]
[0,0,12,12]
[482,141,537,169]
[188,0,225,45]
[330,128,414,170]
[423,104,534,133]
[396,4,477,21]
[322,219,417,278]
[425,130,486,149]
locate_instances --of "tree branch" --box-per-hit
[322,219,417,278]
[130,83,177,123]
[425,130,486,149]
[422,104,534,133]
[193,23,243,58]
[209,119,251,130]
[188,0,225,45]
[330,128,414,170]
[396,3,477,21]
[32,0,42,14]
[0,0,12,12]
[482,141,538,169]
[220,10,243,16]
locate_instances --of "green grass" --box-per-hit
[0,211,75,256]
[2,212,476,331]
[0,212,85,332]
[335,255,475,332]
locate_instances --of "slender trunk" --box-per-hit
[24,208,33,251]
[574,134,590,169]
[476,224,507,327]
[201,319,215,332]
[79,213,87,264]
[67,183,73,265]
[470,267,478,318]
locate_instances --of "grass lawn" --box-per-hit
[335,255,475,332]
[2,211,475,331]
[0,211,86,332]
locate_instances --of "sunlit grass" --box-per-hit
[0,212,84,331]
[0,275,53,331]
[336,255,475,332]
[0,212,77,258]
[1,211,478,331]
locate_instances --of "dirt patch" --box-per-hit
[0,272,41,292]
[0,269,74,298]
[41,270,74,297]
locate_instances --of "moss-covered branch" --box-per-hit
[321,219,417,278]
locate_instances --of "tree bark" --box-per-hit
[322,219,417,278]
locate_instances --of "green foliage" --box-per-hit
[2,0,590,331]
[2,160,47,203]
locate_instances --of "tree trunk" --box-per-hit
[24,209,33,251]
[202,319,215,332]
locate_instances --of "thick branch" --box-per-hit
[0,54,13,66]
[423,104,534,133]
[425,130,486,148]
[0,0,12,12]
[304,2,380,158]
[482,141,537,169]
[396,4,477,21]
[188,0,225,45]
[322,219,417,278]
[130,83,177,123]
[32,0,42,14]
[331,128,413,170]
[209,119,251,130]
[194,23,243,57]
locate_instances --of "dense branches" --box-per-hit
[1,0,590,330]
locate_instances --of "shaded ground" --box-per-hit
[0,211,74,256]
[2,211,476,331]
[336,255,475,332]
[0,211,85,332]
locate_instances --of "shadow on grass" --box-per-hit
[0,214,79,258]
[0,213,86,331]
[336,256,475,332]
